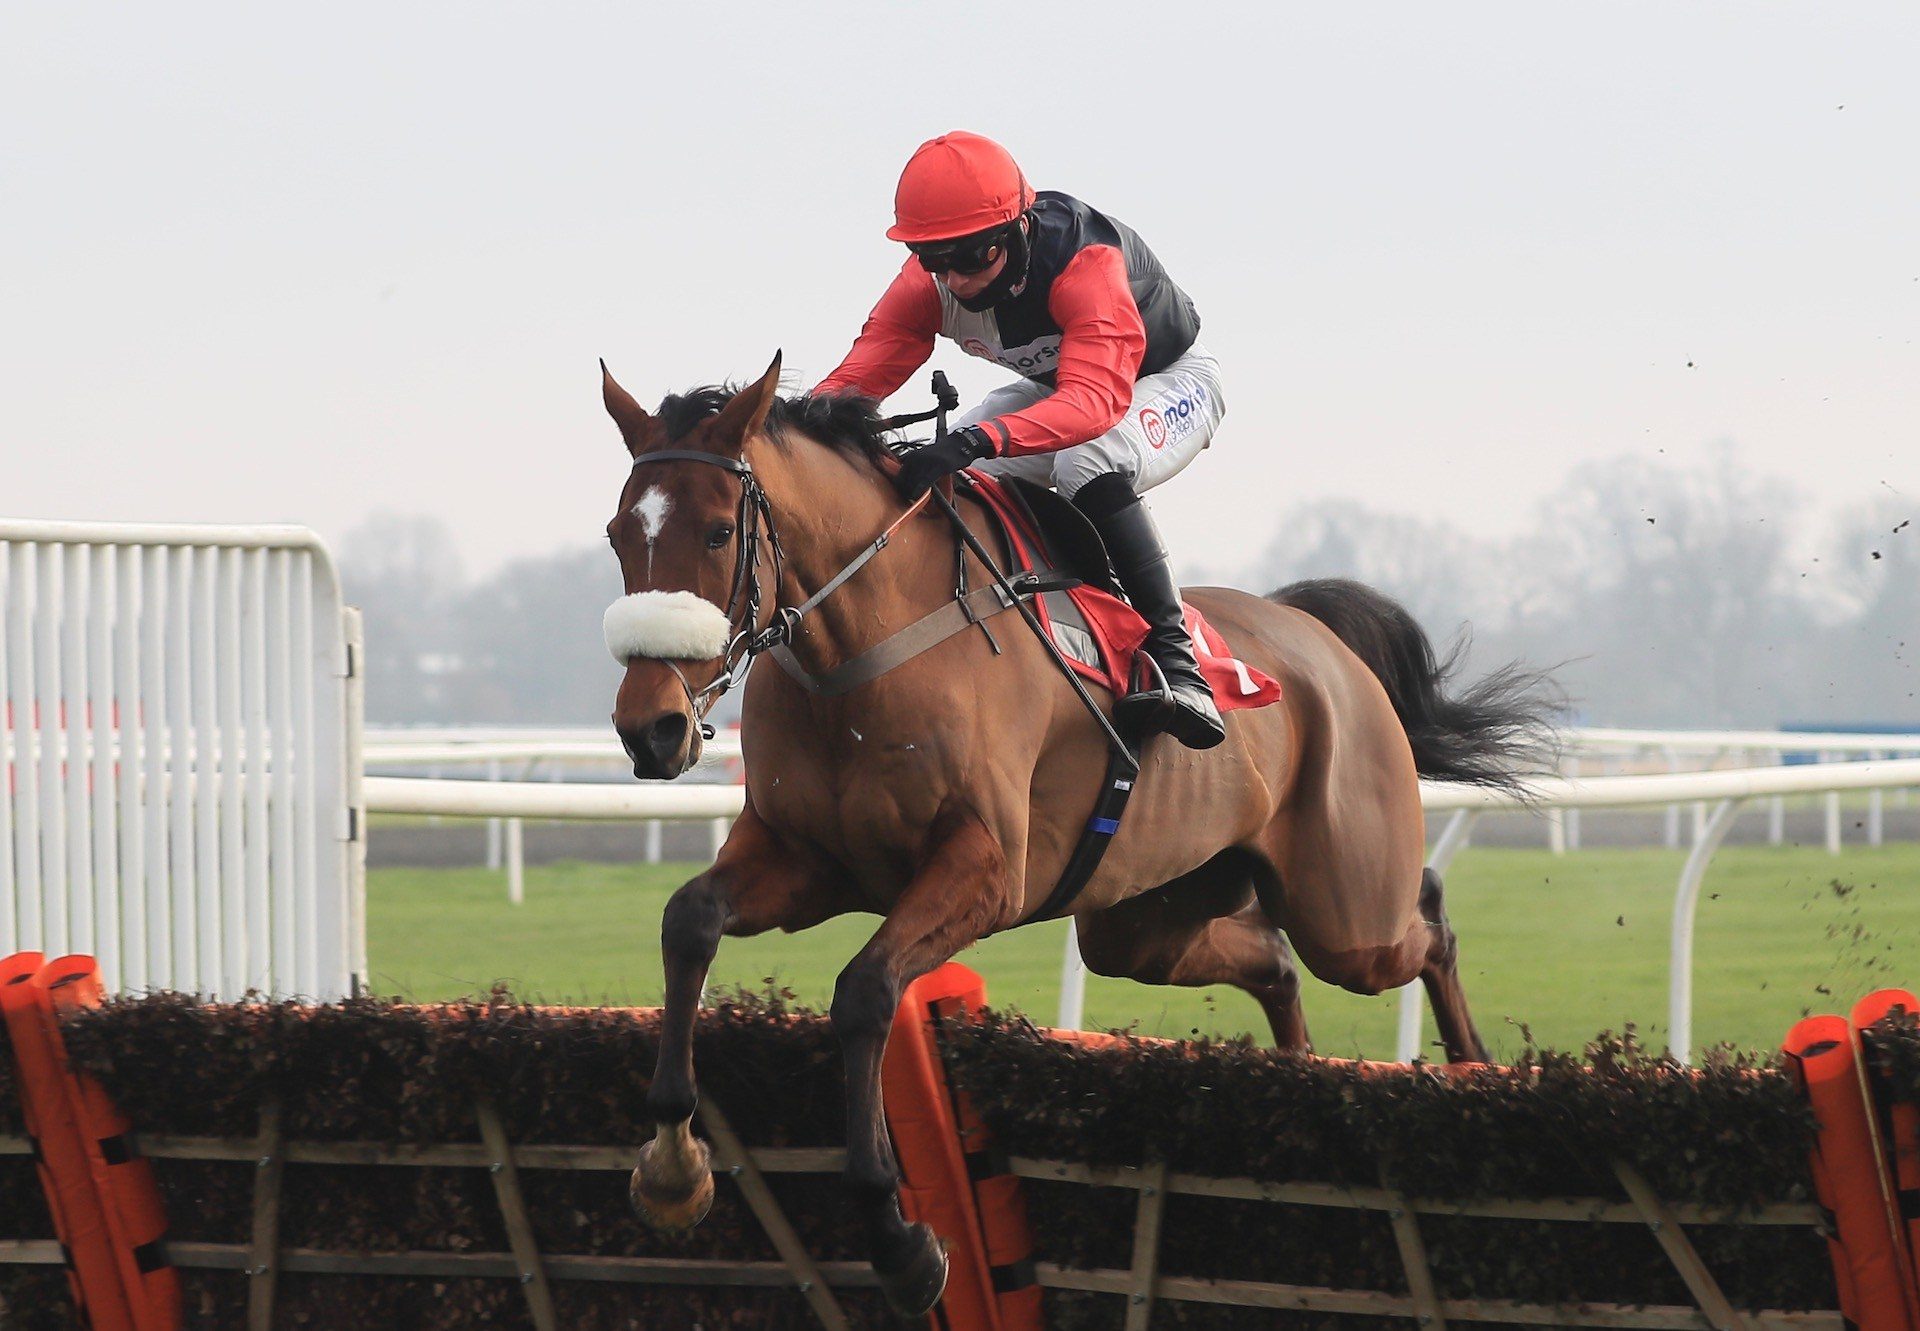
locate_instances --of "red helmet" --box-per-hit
[885,131,1036,243]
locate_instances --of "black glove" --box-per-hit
[894,425,996,500]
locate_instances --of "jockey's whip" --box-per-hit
[920,371,1140,776]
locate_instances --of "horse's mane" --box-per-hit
[656,386,898,465]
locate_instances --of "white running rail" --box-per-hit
[1,520,365,1000]
[363,751,1920,1063]
[360,724,1919,766]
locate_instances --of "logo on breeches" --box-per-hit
[1139,384,1209,450]
[1140,408,1167,449]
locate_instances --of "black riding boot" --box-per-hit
[1072,474,1226,750]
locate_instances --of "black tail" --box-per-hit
[1272,578,1563,795]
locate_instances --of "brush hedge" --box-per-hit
[937,1013,1834,1328]
[1,994,1837,1330]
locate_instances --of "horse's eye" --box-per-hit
[706,523,735,550]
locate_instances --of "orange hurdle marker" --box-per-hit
[884,962,1007,1330]
[1850,989,1920,1319]
[905,965,1043,1331]
[1,950,139,1331]
[38,956,181,1331]
[1784,1012,1918,1331]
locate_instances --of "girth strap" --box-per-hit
[1026,735,1140,922]
[768,569,1078,699]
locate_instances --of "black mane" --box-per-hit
[655,386,900,463]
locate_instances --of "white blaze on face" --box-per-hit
[632,486,673,579]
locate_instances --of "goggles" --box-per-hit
[909,233,1005,276]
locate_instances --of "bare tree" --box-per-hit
[1804,499,1919,722]
[1524,450,1819,725]
[447,546,621,724]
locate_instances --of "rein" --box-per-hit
[627,447,928,735]
[627,379,1145,923]
[628,378,1138,779]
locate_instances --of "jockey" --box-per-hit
[815,131,1228,750]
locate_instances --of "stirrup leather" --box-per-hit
[1119,651,1175,714]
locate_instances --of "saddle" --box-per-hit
[959,472,1284,714]
[763,465,1283,924]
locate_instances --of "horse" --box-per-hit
[598,354,1558,1315]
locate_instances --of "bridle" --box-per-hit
[620,376,1143,925]
[623,377,1133,772]
[625,447,928,735]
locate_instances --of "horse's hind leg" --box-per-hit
[1075,856,1310,1051]
[1417,866,1489,1063]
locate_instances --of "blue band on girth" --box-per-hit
[1087,816,1121,835]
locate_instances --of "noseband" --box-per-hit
[624,449,783,731]
[625,448,927,733]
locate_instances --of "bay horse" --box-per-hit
[599,354,1557,1314]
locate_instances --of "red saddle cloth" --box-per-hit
[962,473,1283,713]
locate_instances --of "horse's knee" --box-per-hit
[1417,869,1460,971]
[660,875,730,962]
[1270,947,1302,1003]
[830,956,901,1045]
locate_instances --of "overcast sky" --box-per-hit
[4,3,1914,579]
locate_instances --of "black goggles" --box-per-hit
[910,234,1004,275]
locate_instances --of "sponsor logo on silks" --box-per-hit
[961,337,996,361]
[1139,384,1209,450]
[993,337,1061,376]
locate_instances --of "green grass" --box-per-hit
[366,842,1920,1062]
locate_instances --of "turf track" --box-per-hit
[367,842,1920,1062]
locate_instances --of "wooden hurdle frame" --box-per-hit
[0,1123,1845,1331]
[0,961,1876,1330]
[0,1095,870,1331]
[0,1122,1847,1331]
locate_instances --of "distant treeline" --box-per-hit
[340,451,1915,729]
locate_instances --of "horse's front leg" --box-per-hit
[634,803,840,1231]
[831,810,1014,1316]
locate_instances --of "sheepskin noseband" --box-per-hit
[603,591,733,664]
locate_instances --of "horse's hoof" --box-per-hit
[876,1222,949,1318]
[630,1137,714,1233]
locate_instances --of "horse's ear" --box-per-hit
[704,351,783,454]
[601,359,652,453]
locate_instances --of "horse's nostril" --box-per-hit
[618,713,692,779]
[644,713,691,769]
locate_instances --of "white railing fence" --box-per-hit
[363,724,1919,912]
[1,520,364,1000]
[1402,759,1920,1063]
[364,739,1920,1064]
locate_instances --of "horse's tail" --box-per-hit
[1270,577,1563,795]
